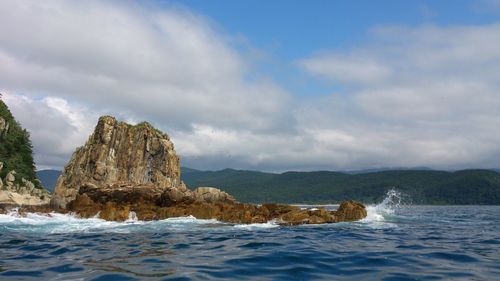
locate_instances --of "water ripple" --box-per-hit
[0,200,499,280]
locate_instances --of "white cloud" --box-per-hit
[300,53,392,84]
[1,93,97,169]
[1,1,500,171]
[0,0,290,133]
[298,23,500,170]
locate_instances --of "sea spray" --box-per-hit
[364,189,404,222]
[126,211,138,222]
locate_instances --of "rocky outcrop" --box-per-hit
[51,116,184,208]
[62,188,366,225]
[49,115,367,224]
[5,170,15,189]
[193,187,237,204]
[63,192,366,225]
[0,162,3,190]
[0,116,9,136]
[0,190,50,206]
[0,163,50,206]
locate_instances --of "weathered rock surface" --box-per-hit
[193,187,237,204]
[0,190,50,206]
[51,116,184,208]
[5,170,15,189]
[47,115,367,225]
[62,188,366,225]
[0,163,50,206]
[0,116,8,135]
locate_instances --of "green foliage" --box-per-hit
[0,99,41,187]
[182,168,500,205]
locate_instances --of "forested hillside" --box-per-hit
[182,168,500,204]
[0,97,40,187]
[36,166,500,205]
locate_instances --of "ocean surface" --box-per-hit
[0,191,499,280]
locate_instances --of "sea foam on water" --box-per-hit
[0,190,404,233]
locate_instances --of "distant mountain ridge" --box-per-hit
[37,167,500,205]
[36,170,61,193]
[181,168,500,205]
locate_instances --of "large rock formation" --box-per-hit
[50,115,367,224]
[0,163,50,206]
[51,116,187,208]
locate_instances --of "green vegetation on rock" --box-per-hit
[0,97,41,188]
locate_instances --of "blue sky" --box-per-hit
[166,0,500,96]
[170,0,495,57]
[1,0,500,171]
[168,0,498,56]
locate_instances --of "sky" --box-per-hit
[1,0,500,172]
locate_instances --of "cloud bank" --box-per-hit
[1,1,500,171]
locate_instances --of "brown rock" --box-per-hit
[334,200,367,222]
[48,115,367,225]
[193,187,237,204]
[67,194,100,218]
[5,170,16,189]
[51,116,184,208]
[79,182,165,205]
[158,187,195,206]
[100,202,130,221]
[0,117,8,135]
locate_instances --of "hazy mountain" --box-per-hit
[36,170,61,193]
[182,168,500,205]
[35,167,500,205]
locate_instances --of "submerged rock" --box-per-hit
[47,115,367,224]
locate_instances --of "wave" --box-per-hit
[0,190,408,233]
[365,189,403,221]
[360,189,406,228]
[0,208,280,234]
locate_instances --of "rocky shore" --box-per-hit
[2,116,367,225]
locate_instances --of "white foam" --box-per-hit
[1,191,407,233]
[126,211,138,222]
[360,189,403,228]
[233,219,280,230]
[160,215,216,224]
[0,209,283,233]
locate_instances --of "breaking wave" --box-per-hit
[365,189,403,221]
[357,189,409,229]
[0,208,279,234]
[0,189,409,234]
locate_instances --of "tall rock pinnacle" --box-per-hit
[51,116,184,208]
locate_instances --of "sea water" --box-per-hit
[0,191,499,280]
